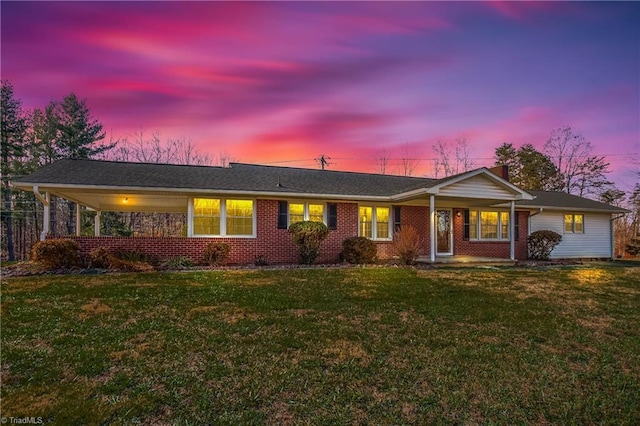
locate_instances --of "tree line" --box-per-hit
[2,81,639,261]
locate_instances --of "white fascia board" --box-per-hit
[15,182,393,203]
[515,204,630,214]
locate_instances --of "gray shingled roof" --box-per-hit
[13,158,437,197]
[516,190,628,213]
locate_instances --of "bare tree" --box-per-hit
[399,143,419,177]
[374,148,390,174]
[432,138,476,178]
[544,126,611,197]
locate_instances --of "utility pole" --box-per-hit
[315,155,332,170]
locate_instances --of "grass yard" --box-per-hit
[1,265,639,424]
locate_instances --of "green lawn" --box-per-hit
[1,265,639,424]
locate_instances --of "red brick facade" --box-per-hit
[67,200,529,264]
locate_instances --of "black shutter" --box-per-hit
[277,201,288,229]
[327,203,338,230]
[393,206,402,231]
[463,209,470,240]
[514,211,519,241]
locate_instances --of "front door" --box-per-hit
[436,209,453,255]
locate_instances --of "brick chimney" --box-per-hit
[488,164,509,181]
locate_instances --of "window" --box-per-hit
[192,198,254,236]
[359,206,392,240]
[226,200,254,236]
[193,198,220,235]
[465,209,510,240]
[480,212,499,239]
[360,206,373,238]
[309,204,324,222]
[289,203,305,224]
[564,214,584,233]
[277,201,332,229]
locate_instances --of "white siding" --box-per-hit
[438,175,515,199]
[529,211,612,258]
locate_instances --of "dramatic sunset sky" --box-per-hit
[2,1,639,188]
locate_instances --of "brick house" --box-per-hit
[12,159,628,263]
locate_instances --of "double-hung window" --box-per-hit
[288,202,325,225]
[278,201,336,230]
[359,206,391,240]
[564,214,584,233]
[191,198,255,237]
[465,210,510,240]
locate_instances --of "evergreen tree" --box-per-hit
[494,143,561,191]
[1,81,28,260]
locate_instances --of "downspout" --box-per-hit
[610,213,627,260]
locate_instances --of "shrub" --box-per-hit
[254,255,270,266]
[341,236,377,264]
[203,242,231,266]
[114,249,158,266]
[393,225,421,265]
[288,221,329,264]
[528,230,562,260]
[88,247,157,271]
[89,247,112,269]
[31,239,79,270]
[108,257,156,272]
[163,256,195,269]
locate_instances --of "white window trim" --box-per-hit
[288,201,327,226]
[188,197,257,238]
[469,209,510,241]
[359,205,392,241]
[564,213,585,234]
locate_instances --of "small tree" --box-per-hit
[527,230,562,260]
[393,225,421,265]
[288,221,329,264]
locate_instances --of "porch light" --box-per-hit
[456,210,461,218]
[123,197,129,204]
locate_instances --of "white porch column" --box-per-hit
[94,211,101,237]
[75,203,82,236]
[42,192,50,241]
[510,200,515,260]
[430,195,436,262]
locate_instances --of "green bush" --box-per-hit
[203,242,231,266]
[527,230,562,260]
[393,225,421,265]
[288,221,329,264]
[341,236,377,264]
[30,239,80,270]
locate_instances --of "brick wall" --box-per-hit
[69,200,361,265]
[453,209,529,259]
[64,202,530,264]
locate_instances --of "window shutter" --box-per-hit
[393,206,402,231]
[327,203,338,230]
[514,211,519,241]
[463,209,470,240]
[277,201,288,229]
